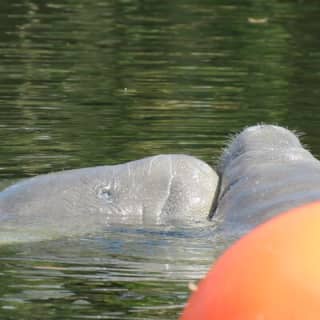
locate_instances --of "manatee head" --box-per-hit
[0,154,219,243]
[102,154,219,226]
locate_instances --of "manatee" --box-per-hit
[210,124,320,240]
[0,154,218,243]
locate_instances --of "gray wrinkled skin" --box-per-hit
[211,124,320,239]
[0,154,218,243]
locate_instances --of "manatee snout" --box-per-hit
[218,124,304,174]
[211,124,320,240]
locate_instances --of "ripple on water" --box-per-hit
[0,225,221,319]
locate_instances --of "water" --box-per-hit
[1,0,320,319]
[0,227,223,319]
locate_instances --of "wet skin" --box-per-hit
[210,125,320,239]
[0,154,218,243]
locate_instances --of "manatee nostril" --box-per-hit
[97,185,113,202]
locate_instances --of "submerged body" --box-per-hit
[211,125,320,239]
[0,154,218,243]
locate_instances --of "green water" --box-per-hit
[1,0,320,319]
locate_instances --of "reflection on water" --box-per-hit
[1,0,320,319]
[0,226,224,319]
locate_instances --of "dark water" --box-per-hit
[1,0,320,319]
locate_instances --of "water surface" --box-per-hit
[1,0,320,319]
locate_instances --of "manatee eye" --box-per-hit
[97,185,113,202]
